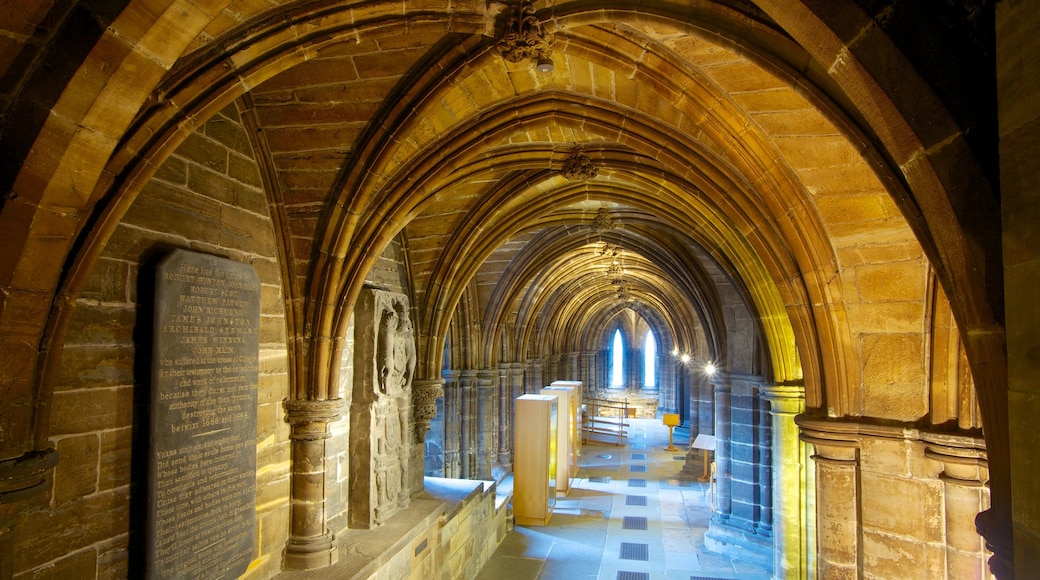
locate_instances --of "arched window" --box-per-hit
[643,330,656,387]
[611,329,624,387]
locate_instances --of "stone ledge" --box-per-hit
[275,477,507,580]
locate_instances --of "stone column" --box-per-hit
[580,351,595,394]
[497,364,513,469]
[477,369,497,479]
[442,371,461,478]
[510,362,525,401]
[755,393,773,536]
[283,398,344,570]
[459,370,477,478]
[412,378,444,487]
[658,356,675,412]
[923,433,990,579]
[711,377,732,522]
[801,428,860,579]
[0,449,59,580]
[761,385,807,579]
[626,346,640,390]
[546,356,558,385]
[525,359,543,394]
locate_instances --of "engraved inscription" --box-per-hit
[149,250,260,579]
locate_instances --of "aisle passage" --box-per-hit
[478,418,771,580]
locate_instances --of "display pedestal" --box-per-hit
[540,387,575,493]
[549,380,583,463]
[663,413,680,451]
[513,394,558,526]
[692,434,716,482]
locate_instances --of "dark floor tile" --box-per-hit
[622,516,648,530]
[619,542,649,561]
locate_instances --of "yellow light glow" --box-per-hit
[704,362,717,376]
[680,354,690,364]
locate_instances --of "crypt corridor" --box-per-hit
[1,1,1038,579]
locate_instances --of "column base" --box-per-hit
[704,518,774,572]
[283,533,338,570]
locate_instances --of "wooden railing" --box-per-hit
[581,397,630,446]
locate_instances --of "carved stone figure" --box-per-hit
[350,289,415,528]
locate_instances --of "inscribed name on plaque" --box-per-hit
[148,250,260,579]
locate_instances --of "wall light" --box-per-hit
[704,362,717,377]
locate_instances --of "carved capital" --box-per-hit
[284,398,345,440]
[495,3,554,63]
[796,416,861,463]
[921,431,988,485]
[758,384,805,416]
[0,449,59,505]
[412,379,445,443]
[562,150,598,180]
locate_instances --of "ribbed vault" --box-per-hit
[0,0,1017,575]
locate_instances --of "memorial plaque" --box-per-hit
[148,250,260,579]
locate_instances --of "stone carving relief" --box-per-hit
[412,379,444,443]
[350,289,415,528]
[562,149,598,180]
[494,2,554,63]
[377,299,416,396]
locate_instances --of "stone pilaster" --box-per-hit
[581,351,596,394]
[711,377,732,522]
[546,356,558,385]
[800,422,860,580]
[459,370,477,478]
[497,364,513,469]
[442,371,461,478]
[755,393,773,535]
[283,398,344,570]
[761,385,807,579]
[476,369,496,479]
[530,358,545,394]
[923,432,991,579]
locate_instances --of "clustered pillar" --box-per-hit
[704,375,775,568]
[442,370,461,478]
[459,370,477,478]
[476,369,497,480]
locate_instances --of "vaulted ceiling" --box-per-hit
[0,0,999,417]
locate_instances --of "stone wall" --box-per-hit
[801,419,991,579]
[13,103,292,579]
[998,1,1040,575]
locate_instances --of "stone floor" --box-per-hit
[477,418,772,580]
